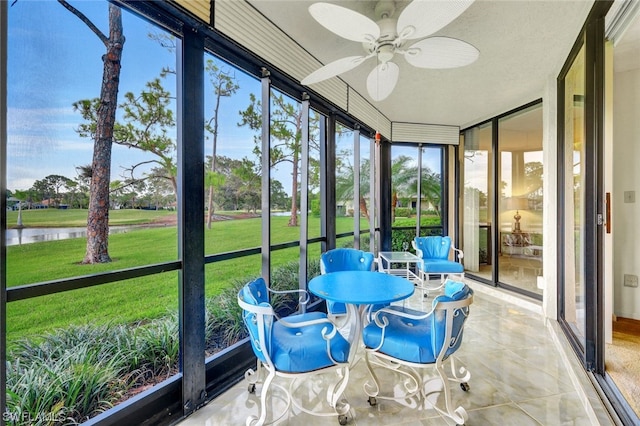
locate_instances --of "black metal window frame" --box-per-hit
[460,99,544,300]
[388,143,451,242]
[0,1,379,424]
[0,1,466,424]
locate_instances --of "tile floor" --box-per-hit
[177,280,616,425]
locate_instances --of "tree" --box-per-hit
[409,167,442,218]
[389,156,417,222]
[116,78,177,196]
[335,155,372,219]
[524,161,544,204]
[233,157,261,213]
[204,59,239,228]
[63,0,125,264]
[238,92,321,226]
[270,179,290,211]
[77,77,178,206]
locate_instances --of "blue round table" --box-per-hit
[309,271,415,364]
[309,270,415,305]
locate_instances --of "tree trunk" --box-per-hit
[359,195,369,220]
[206,92,221,229]
[391,191,398,224]
[83,4,124,264]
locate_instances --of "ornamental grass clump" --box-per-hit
[205,280,247,354]
[7,325,132,425]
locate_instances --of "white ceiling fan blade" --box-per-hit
[302,55,369,85]
[366,62,400,102]
[404,37,479,69]
[397,0,475,41]
[309,3,380,43]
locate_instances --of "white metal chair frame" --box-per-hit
[238,283,351,426]
[363,293,473,425]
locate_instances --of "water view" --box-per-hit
[5,226,138,246]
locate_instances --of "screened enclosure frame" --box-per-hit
[0,1,461,425]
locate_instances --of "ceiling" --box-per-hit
[248,0,595,128]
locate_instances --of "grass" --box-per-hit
[4,208,420,424]
[5,209,370,344]
[7,208,175,228]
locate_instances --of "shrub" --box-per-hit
[394,207,412,218]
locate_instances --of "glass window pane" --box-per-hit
[335,123,355,245]
[269,89,301,243]
[563,43,586,343]
[359,135,373,250]
[7,1,178,278]
[463,123,493,279]
[498,103,543,295]
[308,109,323,240]
[210,60,262,251]
[6,1,180,419]
[419,147,444,237]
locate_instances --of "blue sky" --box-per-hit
[7,0,264,192]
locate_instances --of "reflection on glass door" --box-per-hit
[563,42,586,345]
[497,103,543,295]
[462,123,492,280]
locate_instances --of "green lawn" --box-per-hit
[5,209,368,344]
[7,207,176,228]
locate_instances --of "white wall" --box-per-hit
[613,66,640,320]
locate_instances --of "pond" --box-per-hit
[5,226,137,246]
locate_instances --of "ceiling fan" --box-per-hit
[301,0,479,101]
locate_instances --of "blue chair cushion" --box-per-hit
[363,283,472,365]
[414,236,452,260]
[431,282,472,356]
[417,258,464,274]
[321,248,375,316]
[321,248,375,273]
[443,280,469,300]
[272,312,350,373]
[326,300,347,315]
[242,277,269,304]
[362,306,437,364]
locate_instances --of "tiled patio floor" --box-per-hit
[177,280,616,425]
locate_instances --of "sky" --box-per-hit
[6,0,438,197]
[7,0,270,193]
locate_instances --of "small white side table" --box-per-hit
[377,251,422,284]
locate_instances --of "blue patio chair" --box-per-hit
[320,248,376,320]
[362,279,473,425]
[238,277,351,426]
[412,236,464,297]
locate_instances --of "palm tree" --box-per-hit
[409,167,442,218]
[389,156,416,223]
[335,156,372,219]
[334,155,418,222]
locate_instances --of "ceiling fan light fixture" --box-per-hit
[377,44,395,63]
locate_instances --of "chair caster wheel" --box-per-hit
[248,383,256,393]
[338,414,348,425]
[460,382,470,392]
[368,396,377,406]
